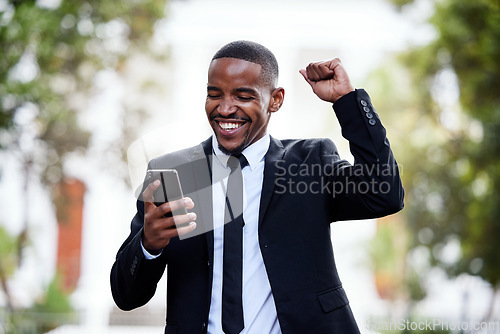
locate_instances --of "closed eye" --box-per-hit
[207,86,222,99]
[237,96,254,101]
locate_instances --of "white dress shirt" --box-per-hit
[141,134,281,333]
[208,134,281,334]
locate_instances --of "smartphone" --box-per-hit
[145,169,188,217]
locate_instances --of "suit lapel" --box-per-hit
[197,135,285,252]
[259,136,286,228]
[195,137,214,264]
[181,137,214,320]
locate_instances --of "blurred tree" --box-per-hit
[0,226,17,312]
[369,215,427,320]
[31,274,75,333]
[0,0,169,327]
[376,0,500,321]
[0,0,167,258]
[1,274,76,334]
[366,58,439,330]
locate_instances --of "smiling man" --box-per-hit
[206,46,284,156]
[111,40,404,334]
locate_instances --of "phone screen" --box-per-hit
[145,169,187,217]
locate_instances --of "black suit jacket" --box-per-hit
[110,89,404,334]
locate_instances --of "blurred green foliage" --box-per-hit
[0,0,168,330]
[0,226,17,312]
[33,274,72,317]
[1,275,77,334]
[0,0,166,184]
[399,0,500,286]
[0,226,17,277]
[31,274,75,333]
[371,0,500,320]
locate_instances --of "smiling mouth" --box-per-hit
[218,121,244,131]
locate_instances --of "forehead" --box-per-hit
[208,58,263,87]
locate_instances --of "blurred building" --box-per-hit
[55,179,85,293]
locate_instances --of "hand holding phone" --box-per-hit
[144,169,187,217]
[141,169,197,251]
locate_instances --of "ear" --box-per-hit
[268,87,285,113]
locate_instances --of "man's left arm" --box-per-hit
[300,59,404,220]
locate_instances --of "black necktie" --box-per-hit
[222,154,247,334]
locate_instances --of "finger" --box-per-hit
[157,198,193,217]
[313,63,330,81]
[143,179,160,202]
[306,62,323,81]
[184,197,195,210]
[158,221,197,242]
[326,58,342,71]
[306,60,339,81]
[317,61,335,79]
[177,222,197,236]
[299,69,315,88]
[309,62,334,81]
[170,212,197,229]
[143,180,161,210]
[145,211,196,239]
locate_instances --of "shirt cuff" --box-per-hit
[140,239,163,260]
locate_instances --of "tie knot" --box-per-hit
[228,154,248,170]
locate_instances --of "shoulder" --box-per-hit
[148,139,209,169]
[273,137,339,164]
[278,138,337,154]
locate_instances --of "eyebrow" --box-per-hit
[235,87,257,95]
[206,86,257,95]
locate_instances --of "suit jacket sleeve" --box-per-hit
[110,178,169,311]
[326,88,404,221]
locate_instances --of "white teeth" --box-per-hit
[219,122,242,130]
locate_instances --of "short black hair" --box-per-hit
[211,40,279,88]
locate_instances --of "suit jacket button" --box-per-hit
[360,99,368,106]
[130,256,138,275]
[363,106,370,113]
[369,119,376,126]
[366,113,374,119]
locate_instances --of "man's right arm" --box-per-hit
[110,206,166,310]
[110,181,196,311]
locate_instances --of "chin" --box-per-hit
[217,136,247,155]
[218,142,244,156]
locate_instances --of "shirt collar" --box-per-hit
[212,133,270,171]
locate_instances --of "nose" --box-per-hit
[217,98,237,116]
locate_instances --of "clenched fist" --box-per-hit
[300,58,354,104]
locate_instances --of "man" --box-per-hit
[111,40,404,334]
